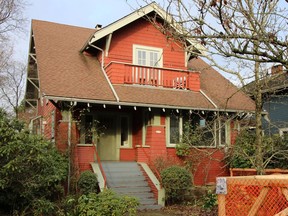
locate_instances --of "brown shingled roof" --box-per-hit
[189,58,255,111]
[32,20,116,102]
[114,85,214,109]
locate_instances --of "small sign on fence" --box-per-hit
[216,177,227,194]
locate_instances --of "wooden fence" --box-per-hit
[217,175,288,216]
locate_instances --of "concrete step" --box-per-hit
[107,179,148,188]
[112,186,151,194]
[105,172,143,178]
[101,161,161,210]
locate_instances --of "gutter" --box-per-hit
[87,43,120,103]
[44,95,254,113]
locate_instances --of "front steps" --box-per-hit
[101,161,162,210]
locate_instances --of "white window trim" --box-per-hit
[218,119,231,147]
[166,114,177,147]
[166,114,231,148]
[119,115,132,148]
[133,44,163,67]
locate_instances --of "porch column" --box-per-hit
[146,125,167,159]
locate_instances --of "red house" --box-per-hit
[24,2,255,203]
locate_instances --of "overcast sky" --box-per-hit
[16,0,152,61]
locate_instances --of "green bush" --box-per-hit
[0,109,67,214]
[78,170,99,194]
[227,130,288,169]
[202,190,217,212]
[77,190,139,216]
[161,165,192,204]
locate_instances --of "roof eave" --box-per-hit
[43,95,254,113]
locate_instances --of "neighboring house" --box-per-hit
[24,2,255,186]
[255,65,288,137]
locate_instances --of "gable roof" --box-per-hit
[80,2,205,54]
[29,16,255,112]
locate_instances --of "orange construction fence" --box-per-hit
[217,175,288,216]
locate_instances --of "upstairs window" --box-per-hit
[133,45,163,67]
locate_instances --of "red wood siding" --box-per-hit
[136,147,151,163]
[145,125,167,160]
[77,146,94,172]
[167,148,229,185]
[120,148,136,161]
[106,19,187,69]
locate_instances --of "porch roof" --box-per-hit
[113,85,215,109]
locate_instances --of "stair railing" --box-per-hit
[92,142,107,189]
[142,148,162,187]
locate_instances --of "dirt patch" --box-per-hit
[137,205,217,216]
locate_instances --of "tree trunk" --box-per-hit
[254,60,263,174]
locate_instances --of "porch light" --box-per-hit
[201,110,205,114]
[162,108,165,112]
[134,106,137,110]
[87,103,91,107]
[119,105,121,109]
[103,104,106,108]
[189,110,192,114]
[148,107,151,111]
[176,109,179,113]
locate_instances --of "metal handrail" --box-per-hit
[92,143,107,188]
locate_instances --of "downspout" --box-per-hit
[88,43,120,102]
[200,89,218,108]
[67,109,72,194]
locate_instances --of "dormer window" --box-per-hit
[133,45,163,67]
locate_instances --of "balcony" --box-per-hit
[105,62,200,91]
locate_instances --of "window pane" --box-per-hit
[170,114,180,144]
[138,50,146,65]
[149,52,159,67]
[220,121,226,145]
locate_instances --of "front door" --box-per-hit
[97,115,119,161]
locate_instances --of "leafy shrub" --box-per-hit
[78,170,99,194]
[176,143,190,157]
[161,165,192,204]
[0,109,68,214]
[226,129,288,169]
[202,190,217,212]
[77,190,139,216]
